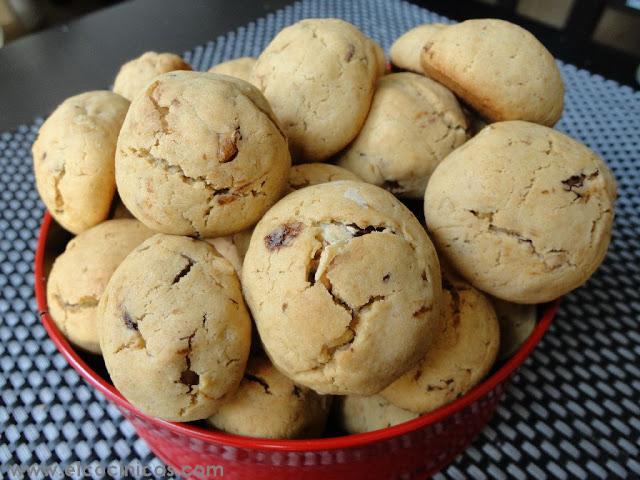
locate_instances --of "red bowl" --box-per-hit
[34,211,557,479]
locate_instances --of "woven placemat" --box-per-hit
[1,0,639,478]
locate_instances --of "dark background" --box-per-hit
[0,0,638,131]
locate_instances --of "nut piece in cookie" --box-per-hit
[99,234,252,421]
[207,356,331,438]
[47,219,153,354]
[32,91,129,234]
[286,163,360,193]
[421,19,564,126]
[251,19,381,162]
[242,181,442,395]
[116,71,291,237]
[424,121,617,303]
[390,23,447,74]
[208,57,256,83]
[380,273,500,413]
[337,72,468,198]
[113,51,192,101]
[336,394,418,434]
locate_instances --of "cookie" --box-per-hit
[116,71,291,237]
[251,19,380,162]
[208,57,256,83]
[337,73,467,198]
[98,234,252,421]
[113,51,192,101]
[242,181,442,395]
[286,163,360,193]
[32,91,129,234]
[47,219,153,354]
[390,23,447,73]
[380,274,500,413]
[424,121,617,303]
[492,298,537,360]
[207,356,331,438]
[421,19,564,126]
[336,395,418,434]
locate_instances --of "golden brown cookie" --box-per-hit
[421,19,564,126]
[99,234,252,421]
[113,51,192,101]
[32,91,129,234]
[337,72,467,198]
[47,219,153,354]
[424,121,616,303]
[380,274,500,413]
[251,19,380,162]
[115,71,291,237]
[208,356,331,438]
[242,181,442,395]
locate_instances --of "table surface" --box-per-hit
[0,0,292,132]
[1,0,639,479]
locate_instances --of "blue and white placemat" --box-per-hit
[1,0,639,478]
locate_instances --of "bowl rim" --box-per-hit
[35,211,558,452]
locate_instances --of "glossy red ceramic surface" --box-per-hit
[34,211,557,479]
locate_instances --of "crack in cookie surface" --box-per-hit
[52,293,99,312]
[297,221,397,366]
[176,331,200,416]
[244,373,272,394]
[52,164,66,214]
[172,254,195,285]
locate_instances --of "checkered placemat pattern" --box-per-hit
[1,0,639,478]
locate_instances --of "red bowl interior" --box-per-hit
[34,211,558,452]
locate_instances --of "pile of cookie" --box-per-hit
[36,18,616,439]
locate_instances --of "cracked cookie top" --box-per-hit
[47,219,153,354]
[424,120,617,303]
[337,72,468,198]
[380,273,500,414]
[390,23,447,74]
[242,181,442,395]
[113,51,192,101]
[32,91,130,234]
[115,71,291,237]
[421,19,564,126]
[251,18,381,162]
[207,356,331,439]
[98,234,252,422]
